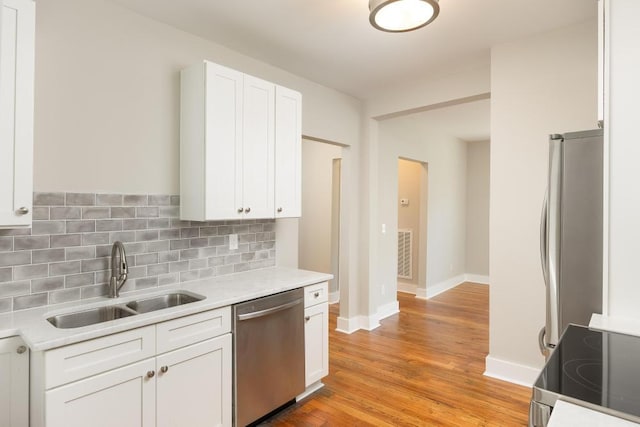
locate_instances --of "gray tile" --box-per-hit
[50,261,82,276]
[33,207,50,220]
[122,242,147,255]
[208,236,225,247]
[96,219,123,232]
[50,207,82,220]
[169,261,188,272]
[159,206,180,218]
[81,257,110,272]
[95,270,111,284]
[180,249,200,260]
[66,193,95,206]
[13,293,48,310]
[216,265,234,276]
[83,233,110,245]
[148,195,171,206]
[134,277,158,290]
[180,271,199,282]
[96,194,123,206]
[122,219,147,230]
[66,246,96,261]
[32,277,65,293]
[267,250,276,260]
[32,220,65,235]
[128,266,147,279]
[109,231,136,243]
[217,225,232,235]
[66,220,96,233]
[0,228,31,236]
[0,251,31,267]
[159,251,179,263]
[0,281,30,297]
[147,240,169,253]
[234,263,250,273]
[158,273,179,286]
[123,195,148,206]
[135,253,158,266]
[241,252,256,262]
[14,264,49,280]
[263,241,275,249]
[208,256,224,267]
[159,229,180,240]
[249,224,264,233]
[136,207,158,218]
[111,207,136,218]
[0,268,11,283]
[14,235,49,251]
[239,234,256,244]
[189,258,207,269]
[200,247,217,257]
[95,244,111,258]
[181,228,199,238]
[224,254,242,264]
[82,207,111,219]
[255,250,269,260]
[148,218,170,229]
[200,227,218,237]
[0,237,13,252]
[170,195,180,206]
[0,298,11,313]
[263,222,275,232]
[170,239,189,250]
[49,288,81,304]
[34,192,65,206]
[190,238,208,248]
[136,230,158,242]
[65,273,95,288]
[51,234,82,248]
[148,263,169,276]
[81,284,109,299]
[199,268,215,279]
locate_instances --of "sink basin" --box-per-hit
[47,306,137,329]
[125,292,204,314]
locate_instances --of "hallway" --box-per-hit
[267,283,531,426]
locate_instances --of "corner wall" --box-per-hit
[466,141,490,278]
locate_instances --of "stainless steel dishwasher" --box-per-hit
[233,288,305,426]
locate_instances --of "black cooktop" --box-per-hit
[534,324,640,417]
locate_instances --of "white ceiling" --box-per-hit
[109,0,597,100]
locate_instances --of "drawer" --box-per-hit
[44,325,155,389]
[156,306,231,354]
[304,282,328,308]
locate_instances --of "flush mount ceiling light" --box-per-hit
[369,0,440,33]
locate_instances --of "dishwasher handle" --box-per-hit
[237,298,303,321]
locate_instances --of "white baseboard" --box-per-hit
[484,355,540,387]
[415,287,428,299]
[397,282,417,294]
[424,274,466,299]
[335,301,399,334]
[465,274,490,285]
[377,300,399,321]
[296,381,324,401]
[328,291,340,304]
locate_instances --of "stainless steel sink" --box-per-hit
[125,292,203,314]
[47,306,137,329]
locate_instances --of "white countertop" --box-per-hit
[590,313,640,338]
[549,400,640,427]
[0,267,332,351]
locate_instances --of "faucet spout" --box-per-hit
[109,241,128,298]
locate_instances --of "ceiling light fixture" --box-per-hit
[369,0,440,33]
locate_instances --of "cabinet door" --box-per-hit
[45,358,156,427]
[204,62,244,220]
[304,303,329,386]
[0,0,34,227]
[0,336,29,427]
[156,334,232,427]
[242,75,275,219]
[275,86,302,218]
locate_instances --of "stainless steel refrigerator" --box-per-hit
[538,129,603,356]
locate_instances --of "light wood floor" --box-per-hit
[264,283,532,426]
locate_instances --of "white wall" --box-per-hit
[466,141,490,277]
[398,159,423,286]
[378,117,468,301]
[298,140,342,285]
[34,0,362,193]
[489,20,598,375]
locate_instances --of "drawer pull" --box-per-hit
[16,345,27,354]
[305,316,310,322]
[146,370,155,378]
[314,292,320,298]
[160,366,169,374]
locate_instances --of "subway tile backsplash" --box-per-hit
[0,193,276,313]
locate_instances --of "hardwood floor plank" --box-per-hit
[263,283,531,426]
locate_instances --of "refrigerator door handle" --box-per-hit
[540,191,549,288]
[546,137,563,347]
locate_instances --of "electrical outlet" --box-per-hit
[229,234,238,250]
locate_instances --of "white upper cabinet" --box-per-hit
[0,0,34,228]
[180,60,301,221]
[275,86,302,218]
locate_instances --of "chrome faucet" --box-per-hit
[109,241,128,298]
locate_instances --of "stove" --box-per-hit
[530,324,640,426]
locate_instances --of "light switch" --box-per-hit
[229,234,238,250]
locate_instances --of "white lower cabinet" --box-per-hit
[0,336,29,427]
[300,282,329,399]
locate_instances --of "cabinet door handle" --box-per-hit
[160,366,169,374]
[305,316,310,322]
[245,207,251,213]
[314,292,320,298]
[16,345,27,354]
[146,370,155,378]
[16,207,29,215]
[237,207,244,213]
[277,207,283,213]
